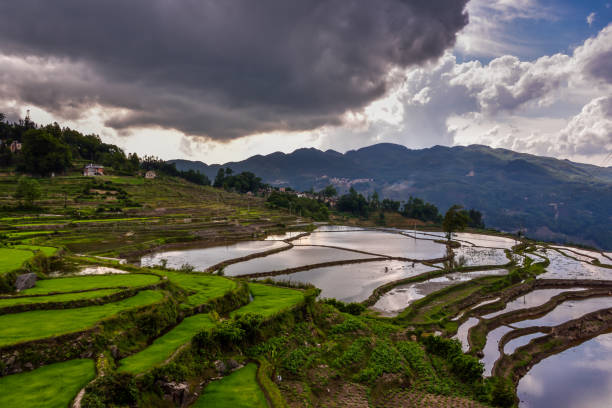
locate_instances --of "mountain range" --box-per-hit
[170,144,612,250]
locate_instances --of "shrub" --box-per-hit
[322,298,365,315]
[329,315,366,334]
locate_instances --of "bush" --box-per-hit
[329,315,366,334]
[322,298,365,315]
[84,373,138,407]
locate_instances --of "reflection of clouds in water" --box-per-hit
[595,333,612,349]
[520,373,544,398]
[578,378,612,408]
[573,334,612,372]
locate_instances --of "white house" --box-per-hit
[145,170,156,179]
[10,141,22,153]
[83,164,104,176]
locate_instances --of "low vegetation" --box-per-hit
[194,363,268,408]
[0,359,95,408]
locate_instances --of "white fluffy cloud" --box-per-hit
[328,23,612,164]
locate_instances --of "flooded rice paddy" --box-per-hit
[517,332,612,408]
[482,288,586,319]
[138,227,612,404]
[222,246,374,276]
[292,229,447,259]
[140,240,289,271]
[262,260,436,303]
[372,269,508,316]
[512,296,612,328]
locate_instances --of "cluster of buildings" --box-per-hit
[82,163,156,179]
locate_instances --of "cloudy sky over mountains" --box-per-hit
[0,0,611,165]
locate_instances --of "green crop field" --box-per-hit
[0,290,163,346]
[0,288,121,308]
[13,244,59,257]
[19,274,160,295]
[231,283,304,318]
[118,313,215,374]
[161,270,236,307]
[0,247,34,274]
[0,359,95,408]
[194,363,268,408]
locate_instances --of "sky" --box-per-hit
[0,0,611,166]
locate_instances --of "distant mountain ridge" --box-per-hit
[170,144,612,250]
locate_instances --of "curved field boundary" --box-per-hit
[283,232,311,242]
[467,287,612,354]
[12,273,162,296]
[0,359,96,408]
[116,282,249,375]
[235,257,388,278]
[493,306,612,382]
[0,289,138,315]
[203,242,295,273]
[362,268,447,307]
[291,243,391,258]
[0,290,165,348]
[255,357,288,408]
[0,290,173,377]
[551,246,612,269]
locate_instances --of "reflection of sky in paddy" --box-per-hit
[373,269,508,315]
[223,246,372,276]
[453,317,480,352]
[454,246,509,266]
[264,231,305,240]
[263,260,436,303]
[293,230,447,259]
[140,240,288,271]
[453,233,518,249]
[504,333,546,354]
[518,333,612,408]
[481,326,514,376]
[482,288,585,319]
[513,296,612,328]
[536,250,612,280]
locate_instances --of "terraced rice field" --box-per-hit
[119,313,215,373]
[194,363,268,408]
[0,288,121,308]
[0,247,35,274]
[231,283,304,318]
[161,271,236,308]
[0,290,163,346]
[13,244,59,257]
[19,274,160,295]
[0,359,95,408]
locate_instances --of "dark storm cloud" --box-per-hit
[0,0,469,139]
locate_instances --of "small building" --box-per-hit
[145,170,156,179]
[83,164,104,176]
[10,141,22,153]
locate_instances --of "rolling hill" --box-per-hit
[171,144,612,250]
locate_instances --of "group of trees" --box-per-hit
[334,187,485,231]
[266,191,329,221]
[213,168,264,194]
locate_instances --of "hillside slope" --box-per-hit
[171,144,612,249]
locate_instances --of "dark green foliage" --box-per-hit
[332,338,369,368]
[329,315,366,334]
[84,373,138,407]
[282,346,315,375]
[354,340,403,383]
[19,129,72,175]
[213,167,263,193]
[488,376,516,408]
[397,341,450,394]
[320,184,337,198]
[266,191,329,221]
[322,298,365,315]
[13,177,41,206]
[337,187,370,218]
[443,204,470,239]
[422,336,484,383]
[402,196,442,223]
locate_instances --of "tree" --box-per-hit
[320,184,337,198]
[14,176,41,207]
[213,168,225,188]
[442,205,470,240]
[19,129,72,175]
